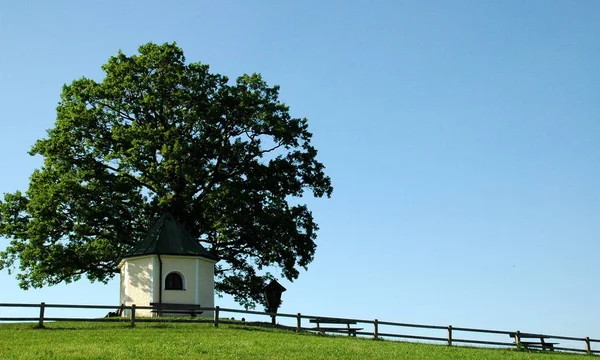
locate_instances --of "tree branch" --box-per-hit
[92,159,159,195]
[259,142,284,155]
[98,102,136,123]
[215,267,233,274]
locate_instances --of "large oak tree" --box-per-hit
[0,43,332,308]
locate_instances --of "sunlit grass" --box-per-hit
[0,321,590,359]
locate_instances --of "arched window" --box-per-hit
[165,272,184,290]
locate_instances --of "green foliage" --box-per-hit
[0,42,332,308]
[0,322,587,360]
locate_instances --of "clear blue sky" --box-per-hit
[1,0,599,340]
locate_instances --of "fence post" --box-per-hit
[296,313,301,332]
[214,306,220,328]
[130,304,136,327]
[374,319,379,340]
[447,325,452,346]
[585,337,591,354]
[514,331,521,348]
[38,302,45,328]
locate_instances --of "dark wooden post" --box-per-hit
[374,319,379,340]
[130,304,136,327]
[514,331,521,348]
[585,337,591,354]
[296,313,301,332]
[38,302,45,328]
[447,325,453,346]
[214,306,220,327]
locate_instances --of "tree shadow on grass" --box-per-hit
[24,319,303,334]
[223,321,304,334]
[36,323,131,331]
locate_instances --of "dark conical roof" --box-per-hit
[124,212,218,260]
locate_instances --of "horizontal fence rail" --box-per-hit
[0,302,598,355]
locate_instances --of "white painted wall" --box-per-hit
[161,256,216,318]
[119,254,217,318]
[197,258,216,316]
[118,255,154,317]
[161,256,196,304]
[119,268,124,307]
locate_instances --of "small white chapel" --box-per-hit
[118,213,219,317]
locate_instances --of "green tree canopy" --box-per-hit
[0,42,332,308]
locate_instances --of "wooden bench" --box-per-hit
[509,332,558,351]
[149,303,204,317]
[104,304,124,318]
[309,318,363,337]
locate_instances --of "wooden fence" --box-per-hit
[0,302,598,355]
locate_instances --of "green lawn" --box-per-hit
[0,321,591,360]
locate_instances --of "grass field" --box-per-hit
[0,321,591,359]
